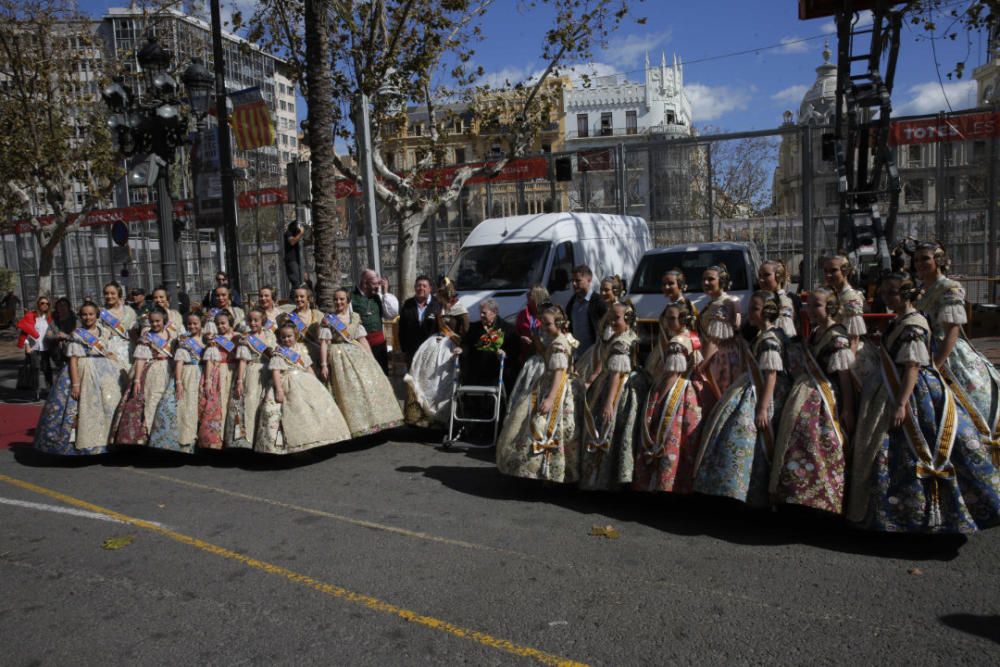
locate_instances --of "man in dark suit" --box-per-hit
[398,275,441,366]
[565,264,607,357]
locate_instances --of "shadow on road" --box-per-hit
[939,614,1000,644]
[9,429,395,472]
[396,463,969,561]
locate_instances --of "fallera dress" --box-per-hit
[496,332,584,483]
[224,329,276,449]
[835,284,877,392]
[633,329,705,494]
[34,326,122,456]
[847,311,985,534]
[98,305,137,378]
[699,293,745,400]
[254,342,352,454]
[693,326,790,506]
[771,324,854,514]
[322,311,403,437]
[110,328,176,446]
[918,275,1000,474]
[197,332,238,449]
[579,327,640,490]
[404,302,469,427]
[148,333,205,453]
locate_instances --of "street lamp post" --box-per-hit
[103,35,186,303]
[182,57,214,238]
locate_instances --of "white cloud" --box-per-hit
[895,80,978,115]
[479,64,536,89]
[601,30,672,69]
[686,83,753,122]
[771,84,809,106]
[778,36,810,55]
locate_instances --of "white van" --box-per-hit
[448,212,651,321]
[627,241,762,322]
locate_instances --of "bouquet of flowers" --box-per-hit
[475,326,505,353]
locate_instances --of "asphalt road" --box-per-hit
[1,425,999,666]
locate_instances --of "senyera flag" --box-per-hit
[229,86,275,151]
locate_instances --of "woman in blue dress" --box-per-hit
[847,273,986,533]
[148,312,205,453]
[34,302,123,456]
[693,291,790,507]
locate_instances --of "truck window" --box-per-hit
[630,250,750,294]
[547,241,575,293]
[448,242,550,291]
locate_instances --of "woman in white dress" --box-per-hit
[404,278,469,427]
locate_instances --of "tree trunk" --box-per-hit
[397,211,430,300]
[37,242,55,298]
[304,0,339,312]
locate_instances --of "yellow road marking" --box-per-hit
[0,474,586,667]
[127,469,548,564]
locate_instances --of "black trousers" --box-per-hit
[371,342,389,375]
[285,261,302,289]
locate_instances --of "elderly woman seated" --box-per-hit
[455,298,521,428]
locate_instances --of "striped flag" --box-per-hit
[229,87,275,151]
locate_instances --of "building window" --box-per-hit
[825,182,839,207]
[907,144,921,167]
[941,142,954,166]
[576,113,588,138]
[944,175,957,200]
[666,111,676,125]
[626,110,637,135]
[600,112,613,136]
[454,147,466,164]
[967,174,986,200]
[904,179,924,205]
[973,140,986,164]
[453,118,464,134]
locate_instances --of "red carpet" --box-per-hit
[0,403,41,450]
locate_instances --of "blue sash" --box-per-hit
[213,335,235,353]
[179,335,205,360]
[324,313,354,342]
[143,331,171,357]
[287,311,306,333]
[275,345,309,369]
[206,307,221,320]
[99,309,128,337]
[263,318,276,332]
[246,334,269,356]
[74,328,107,355]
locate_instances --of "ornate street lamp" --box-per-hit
[182,57,214,119]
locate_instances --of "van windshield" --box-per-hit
[448,242,550,291]
[631,250,751,294]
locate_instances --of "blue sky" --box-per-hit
[81,1,988,132]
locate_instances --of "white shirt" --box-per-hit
[415,295,433,324]
[32,315,49,352]
[380,291,399,320]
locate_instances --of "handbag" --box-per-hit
[16,354,39,391]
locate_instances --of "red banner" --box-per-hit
[416,157,549,189]
[890,111,1000,145]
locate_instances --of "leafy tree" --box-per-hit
[243,0,642,304]
[0,0,120,297]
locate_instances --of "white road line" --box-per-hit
[0,496,165,527]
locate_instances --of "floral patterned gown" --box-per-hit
[771,324,854,514]
[919,276,1000,472]
[693,327,790,506]
[633,329,705,493]
[836,284,876,392]
[699,293,745,400]
[496,333,584,483]
[148,334,205,453]
[254,343,352,454]
[110,329,176,446]
[847,311,985,533]
[579,328,640,490]
[34,327,122,456]
[404,303,469,427]
[224,330,276,449]
[197,332,238,449]
[322,312,403,437]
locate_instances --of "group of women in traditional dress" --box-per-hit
[495,243,1000,535]
[34,283,403,458]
